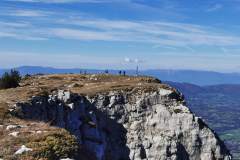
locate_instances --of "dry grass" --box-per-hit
[0,74,167,105]
[0,103,10,124]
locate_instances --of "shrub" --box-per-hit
[24,74,31,80]
[0,128,84,160]
[0,69,21,89]
[27,130,80,160]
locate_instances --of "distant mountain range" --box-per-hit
[144,69,240,86]
[1,66,240,86]
[166,81,240,97]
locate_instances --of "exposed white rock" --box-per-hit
[15,145,32,155]
[30,130,47,134]
[8,131,19,137]
[58,90,71,102]
[60,158,74,160]
[159,88,173,96]
[67,103,74,110]
[8,108,14,112]
[36,130,43,134]
[15,88,231,160]
[109,95,116,107]
[6,125,20,130]
[89,74,98,81]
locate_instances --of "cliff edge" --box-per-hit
[0,74,231,160]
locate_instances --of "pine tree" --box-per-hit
[0,69,21,89]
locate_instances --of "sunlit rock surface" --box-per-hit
[15,88,231,160]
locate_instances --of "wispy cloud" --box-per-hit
[0,5,239,49]
[1,16,240,47]
[6,0,122,3]
[50,28,115,41]
[8,9,51,17]
[124,57,133,63]
[0,6,52,17]
[0,30,47,40]
[0,21,30,27]
[206,4,223,12]
[52,18,240,47]
[124,57,143,63]
[0,20,47,40]
[4,0,182,19]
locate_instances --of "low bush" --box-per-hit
[27,129,79,160]
[0,70,21,89]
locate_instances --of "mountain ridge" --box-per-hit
[2,66,240,85]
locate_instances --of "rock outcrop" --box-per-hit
[12,83,231,160]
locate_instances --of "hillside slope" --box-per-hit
[0,74,231,160]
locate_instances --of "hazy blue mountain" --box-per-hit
[1,66,136,76]
[142,69,240,86]
[11,66,103,75]
[2,66,240,86]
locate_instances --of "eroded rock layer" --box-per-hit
[13,86,231,160]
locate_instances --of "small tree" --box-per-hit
[0,69,21,89]
[24,74,31,79]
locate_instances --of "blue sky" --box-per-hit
[1,0,240,72]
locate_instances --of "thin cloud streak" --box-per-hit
[1,16,240,47]
[8,10,51,17]
[0,21,30,27]
[0,21,47,40]
[50,28,115,41]
[0,7,53,17]
[6,0,124,3]
[53,18,240,47]
[206,4,223,12]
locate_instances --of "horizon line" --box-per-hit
[1,65,240,74]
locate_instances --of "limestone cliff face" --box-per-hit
[14,86,231,160]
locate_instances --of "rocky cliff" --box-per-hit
[0,74,232,160]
